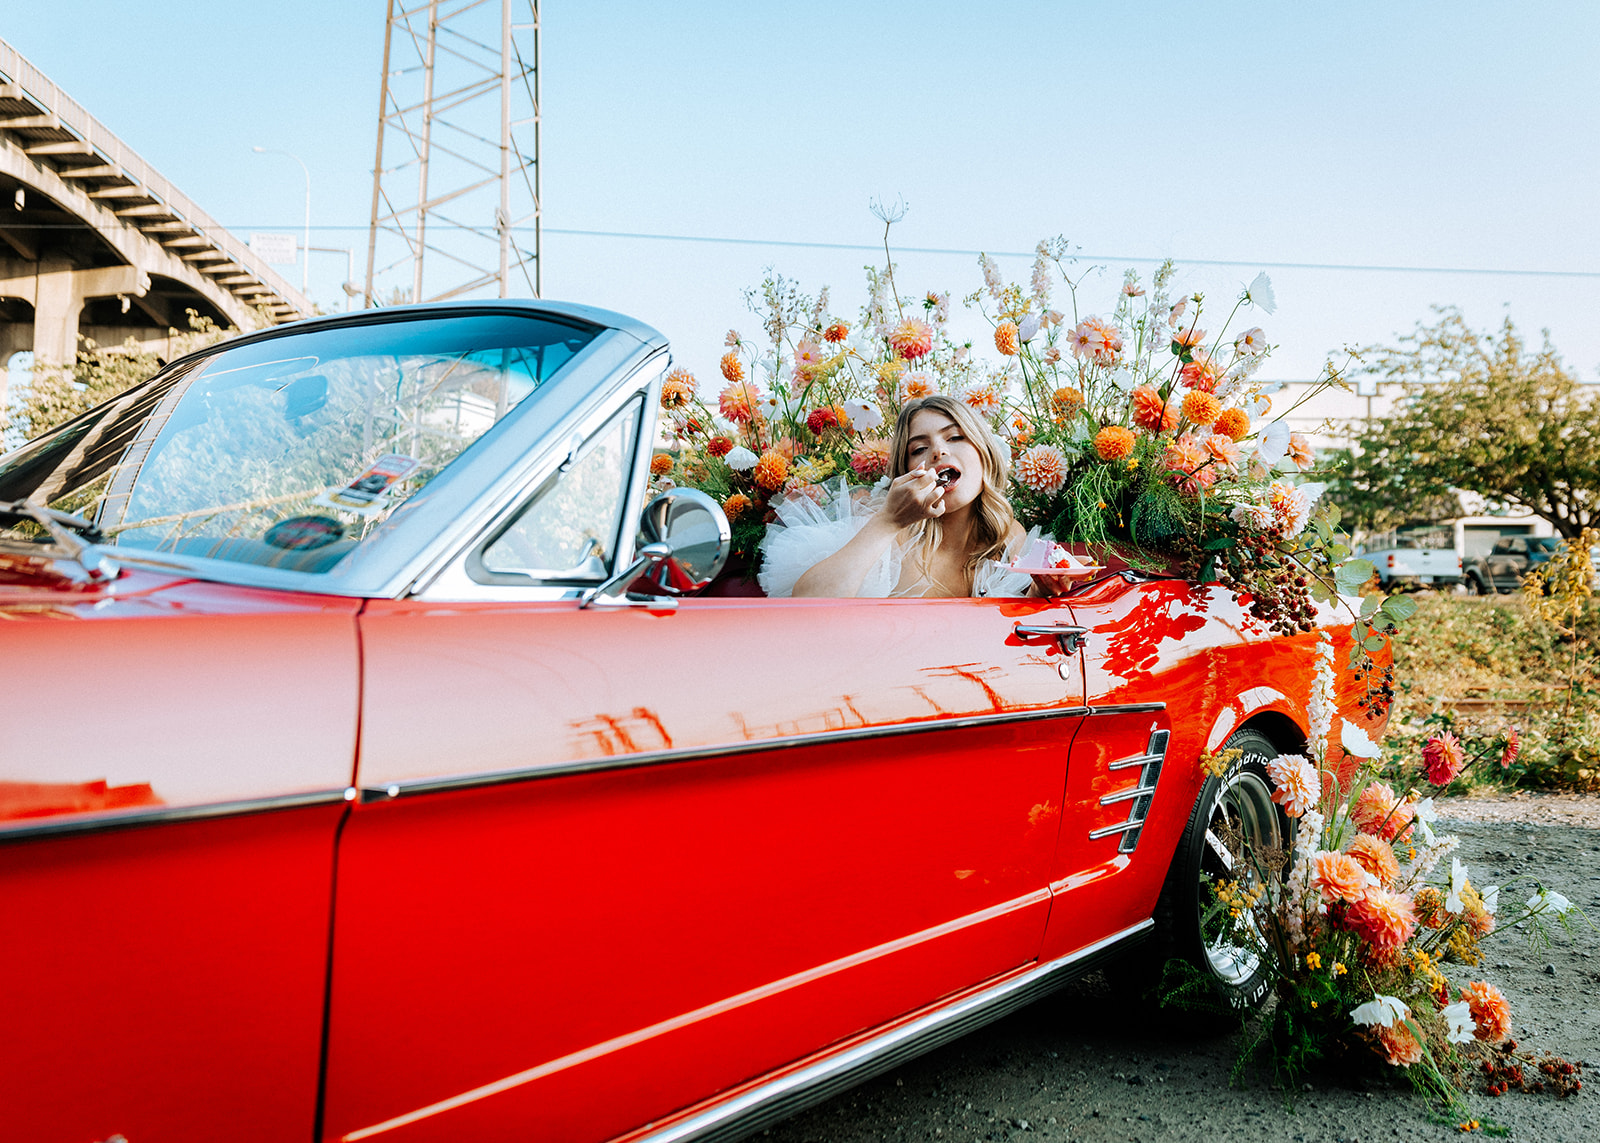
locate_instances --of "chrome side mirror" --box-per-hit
[580,488,730,607]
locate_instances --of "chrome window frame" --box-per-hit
[9,300,669,601]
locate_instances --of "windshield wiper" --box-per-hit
[0,499,118,582]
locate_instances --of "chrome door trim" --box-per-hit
[631,919,1155,1143]
[1087,701,1166,715]
[0,787,352,844]
[359,703,1094,802]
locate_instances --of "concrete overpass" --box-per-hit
[0,35,313,404]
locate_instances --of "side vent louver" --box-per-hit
[1089,725,1170,853]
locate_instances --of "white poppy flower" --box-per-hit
[1527,888,1574,916]
[1442,1001,1477,1044]
[1256,420,1291,466]
[1108,367,1137,391]
[724,446,758,472]
[1248,272,1277,315]
[1017,314,1041,342]
[1349,994,1409,1028]
[1483,885,1499,915]
[1340,721,1382,759]
[1447,857,1468,914]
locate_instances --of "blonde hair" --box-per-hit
[888,394,1018,588]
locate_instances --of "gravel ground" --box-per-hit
[758,795,1600,1142]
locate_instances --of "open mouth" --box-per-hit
[935,466,961,489]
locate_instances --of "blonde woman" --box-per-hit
[759,395,1067,598]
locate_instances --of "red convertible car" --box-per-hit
[0,302,1378,1143]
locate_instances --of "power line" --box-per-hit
[6,222,1599,280]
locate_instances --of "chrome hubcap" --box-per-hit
[1198,764,1283,986]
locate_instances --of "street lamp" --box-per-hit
[251,146,310,296]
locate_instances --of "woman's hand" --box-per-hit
[879,465,947,530]
[1028,571,1074,597]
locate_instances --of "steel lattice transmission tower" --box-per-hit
[364,0,541,307]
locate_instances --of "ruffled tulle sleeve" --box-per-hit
[971,526,1050,598]
[757,477,902,598]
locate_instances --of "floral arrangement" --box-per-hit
[651,216,1372,642]
[1192,635,1591,1120]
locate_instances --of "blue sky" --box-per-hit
[4,1,1598,385]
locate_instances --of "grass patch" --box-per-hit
[1379,591,1599,793]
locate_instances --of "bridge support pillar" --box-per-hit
[0,260,152,370]
[0,321,30,412]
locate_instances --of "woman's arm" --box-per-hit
[792,467,946,597]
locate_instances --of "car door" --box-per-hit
[319,394,1085,1142]
[0,574,359,1143]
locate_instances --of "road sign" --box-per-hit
[249,232,298,265]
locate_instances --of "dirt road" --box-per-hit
[759,799,1600,1142]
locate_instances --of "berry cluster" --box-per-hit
[1205,531,1318,637]
[1479,1042,1584,1097]
[1353,659,1396,720]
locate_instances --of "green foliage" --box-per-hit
[1383,593,1600,791]
[1327,308,1600,538]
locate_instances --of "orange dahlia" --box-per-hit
[751,450,789,491]
[823,321,850,343]
[1346,887,1418,958]
[890,318,934,361]
[1212,406,1250,441]
[706,435,733,458]
[1201,431,1241,471]
[649,453,674,476]
[1179,351,1221,392]
[1094,425,1136,461]
[994,320,1020,356]
[1312,850,1371,905]
[719,351,744,383]
[1181,390,1221,427]
[660,368,696,408]
[963,383,1003,415]
[1374,1021,1424,1067]
[722,492,753,520]
[1051,387,1085,417]
[1345,833,1401,888]
[1352,780,1412,842]
[1015,445,1068,494]
[719,380,761,423]
[1131,385,1178,433]
[1161,432,1216,496]
[1461,981,1512,1044]
[898,371,933,403]
[1172,323,1206,349]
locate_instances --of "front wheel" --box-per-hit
[1138,728,1290,1020]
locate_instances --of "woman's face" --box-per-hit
[904,408,985,513]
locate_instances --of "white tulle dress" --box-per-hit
[756,477,1043,599]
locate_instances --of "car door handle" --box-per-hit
[1013,622,1088,655]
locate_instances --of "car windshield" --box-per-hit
[0,312,598,572]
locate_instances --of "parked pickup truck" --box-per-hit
[1463,535,1561,593]
[1358,528,1463,590]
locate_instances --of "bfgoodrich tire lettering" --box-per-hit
[1145,727,1289,1017]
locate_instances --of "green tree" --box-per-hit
[1328,308,1600,538]
[2,310,233,443]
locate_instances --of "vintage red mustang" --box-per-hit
[0,302,1380,1143]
